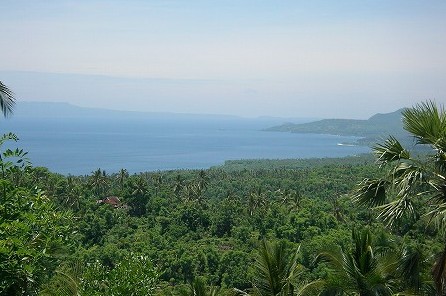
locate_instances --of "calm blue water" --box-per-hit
[1,117,370,175]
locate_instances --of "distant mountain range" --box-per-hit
[11,101,242,121]
[8,101,313,122]
[2,101,313,128]
[266,109,410,145]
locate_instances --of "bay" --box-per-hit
[1,117,370,175]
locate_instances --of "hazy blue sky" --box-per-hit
[1,0,445,118]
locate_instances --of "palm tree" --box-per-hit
[182,182,206,204]
[311,229,435,296]
[128,175,149,216]
[132,175,148,197]
[397,244,435,295]
[62,176,82,210]
[277,189,301,212]
[173,174,185,198]
[179,277,221,296]
[352,101,446,294]
[89,168,109,197]
[312,228,400,296]
[39,261,83,296]
[353,101,446,225]
[247,240,303,296]
[247,188,267,216]
[152,173,163,198]
[116,168,129,193]
[197,170,210,192]
[0,81,15,118]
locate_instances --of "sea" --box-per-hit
[1,117,370,175]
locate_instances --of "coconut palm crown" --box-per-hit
[251,240,303,296]
[313,228,397,296]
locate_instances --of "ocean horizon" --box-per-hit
[1,116,370,175]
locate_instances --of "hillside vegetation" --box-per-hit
[266,109,407,145]
[1,152,442,295]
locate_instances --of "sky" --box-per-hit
[1,0,445,119]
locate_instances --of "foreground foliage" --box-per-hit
[353,101,446,295]
[40,254,158,296]
[5,152,437,295]
[0,134,72,295]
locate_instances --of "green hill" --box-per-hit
[265,109,408,145]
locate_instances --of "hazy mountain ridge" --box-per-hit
[12,101,241,121]
[265,108,408,145]
[10,101,313,125]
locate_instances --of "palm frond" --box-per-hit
[397,245,424,293]
[296,280,325,296]
[285,245,304,287]
[375,250,399,278]
[233,288,250,296]
[352,178,388,207]
[314,250,344,273]
[252,240,303,296]
[377,197,415,227]
[39,261,84,296]
[341,252,363,286]
[373,136,410,165]
[314,229,400,295]
[402,101,446,149]
[433,152,446,179]
[253,240,281,295]
[0,81,16,118]
[391,162,426,199]
[351,229,376,275]
[425,202,446,234]
[392,162,424,183]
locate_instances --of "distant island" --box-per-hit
[265,108,409,145]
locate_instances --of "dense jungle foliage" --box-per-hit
[0,148,443,295]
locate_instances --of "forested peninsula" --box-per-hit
[266,109,407,145]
